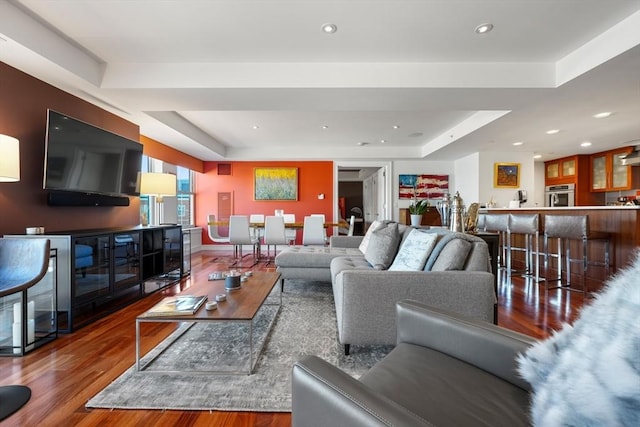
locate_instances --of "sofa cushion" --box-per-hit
[357,220,384,254]
[517,252,640,426]
[388,229,438,271]
[364,223,400,270]
[430,238,473,271]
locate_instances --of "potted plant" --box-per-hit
[409,199,430,226]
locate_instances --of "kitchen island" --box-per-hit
[481,205,640,287]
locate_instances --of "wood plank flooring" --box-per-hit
[0,251,589,427]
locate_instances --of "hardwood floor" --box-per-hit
[0,251,589,427]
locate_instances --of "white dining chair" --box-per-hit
[347,215,356,236]
[263,215,288,263]
[283,213,297,245]
[302,215,327,246]
[228,215,260,261]
[207,214,230,243]
[249,214,265,242]
[310,213,328,243]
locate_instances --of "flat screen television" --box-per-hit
[43,110,143,198]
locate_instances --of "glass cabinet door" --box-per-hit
[591,155,607,190]
[611,152,629,189]
[562,159,576,176]
[113,232,141,290]
[73,235,111,299]
[546,162,559,179]
[163,227,182,276]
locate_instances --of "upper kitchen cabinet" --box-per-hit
[590,147,634,192]
[545,155,582,185]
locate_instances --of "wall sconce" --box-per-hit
[0,134,20,182]
[140,172,177,225]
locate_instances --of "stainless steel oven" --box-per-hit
[545,184,575,207]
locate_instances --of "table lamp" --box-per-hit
[140,172,177,225]
[0,134,20,182]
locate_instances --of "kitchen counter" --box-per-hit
[482,206,640,285]
[480,205,640,211]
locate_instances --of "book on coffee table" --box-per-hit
[145,295,208,316]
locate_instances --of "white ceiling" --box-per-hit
[1,0,639,162]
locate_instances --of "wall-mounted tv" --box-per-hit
[43,110,143,199]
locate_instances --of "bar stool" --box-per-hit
[483,214,510,271]
[543,214,611,293]
[508,213,540,282]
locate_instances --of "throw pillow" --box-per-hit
[517,251,640,426]
[358,220,384,254]
[364,223,400,270]
[388,229,438,271]
[430,238,472,271]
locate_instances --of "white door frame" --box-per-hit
[333,160,393,225]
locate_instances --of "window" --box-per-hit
[176,166,194,227]
[140,156,195,226]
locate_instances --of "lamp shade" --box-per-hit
[140,172,176,197]
[0,134,20,182]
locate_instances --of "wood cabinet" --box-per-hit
[545,155,579,185]
[545,155,601,205]
[590,147,634,191]
[399,209,442,226]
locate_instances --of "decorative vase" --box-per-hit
[410,214,422,227]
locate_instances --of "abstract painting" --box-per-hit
[254,167,298,200]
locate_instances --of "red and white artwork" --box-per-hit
[399,174,449,199]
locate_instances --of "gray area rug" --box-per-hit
[86,280,392,412]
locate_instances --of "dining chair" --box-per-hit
[249,214,265,241]
[310,213,328,244]
[283,213,297,245]
[207,214,230,243]
[347,215,356,236]
[302,215,327,246]
[263,215,288,263]
[228,215,260,261]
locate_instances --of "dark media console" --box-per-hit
[47,190,130,207]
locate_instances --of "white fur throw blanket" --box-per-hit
[517,251,640,426]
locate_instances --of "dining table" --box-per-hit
[208,220,348,229]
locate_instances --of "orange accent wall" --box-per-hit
[0,62,143,234]
[140,135,204,173]
[196,161,334,245]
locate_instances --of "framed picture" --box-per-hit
[254,167,298,201]
[494,163,520,188]
[398,174,449,199]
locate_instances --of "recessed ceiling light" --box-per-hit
[357,142,369,146]
[580,141,592,147]
[546,129,560,135]
[392,125,400,129]
[380,139,386,144]
[512,141,524,146]
[321,23,337,34]
[252,125,259,130]
[533,154,542,159]
[475,23,494,34]
[593,112,613,118]
[321,125,328,129]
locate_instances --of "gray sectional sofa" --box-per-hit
[275,221,496,353]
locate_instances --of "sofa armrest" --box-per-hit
[396,300,535,391]
[292,355,432,427]
[329,235,364,248]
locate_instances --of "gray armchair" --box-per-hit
[292,300,536,427]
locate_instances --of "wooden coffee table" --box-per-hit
[135,271,281,375]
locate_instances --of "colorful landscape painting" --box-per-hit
[399,174,449,199]
[254,167,298,200]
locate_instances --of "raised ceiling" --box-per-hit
[1,0,639,162]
